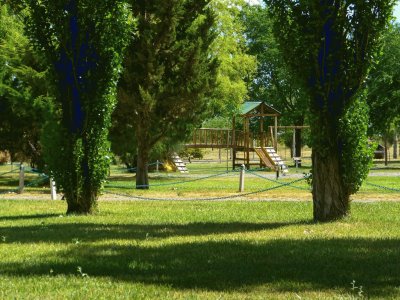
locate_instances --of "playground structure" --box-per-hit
[185,102,289,174]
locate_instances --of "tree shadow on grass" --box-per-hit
[0,221,308,243]
[0,213,60,221]
[1,237,399,297]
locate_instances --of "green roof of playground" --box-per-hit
[240,101,281,116]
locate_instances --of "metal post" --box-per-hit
[18,164,25,194]
[239,164,245,192]
[50,178,57,200]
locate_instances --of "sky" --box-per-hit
[246,0,400,22]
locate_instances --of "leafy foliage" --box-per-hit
[242,4,307,126]
[0,4,51,167]
[208,0,257,117]
[367,23,400,135]
[265,0,394,221]
[113,0,218,188]
[339,94,374,194]
[23,0,130,213]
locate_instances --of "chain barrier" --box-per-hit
[364,181,400,193]
[0,168,19,177]
[103,177,307,201]
[116,161,165,173]
[107,170,237,189]
[246,169,311,191]
[0,168,49,195]
[0,187,19,195]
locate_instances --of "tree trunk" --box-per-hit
[295,128,302,158]
[384,136,388,166]
[66,195,95,214]
[136,142,149,189]
[65,151,97,215]
[312,149,350,221]
[393,131,398,159]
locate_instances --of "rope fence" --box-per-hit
[0,161,399,200]
[103,177,308,201]
[364,181,400,193]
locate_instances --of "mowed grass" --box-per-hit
[1,200,400,299]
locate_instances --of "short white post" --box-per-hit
[18,164,25,194]
[239,164,245,192]
[50,177,57,200]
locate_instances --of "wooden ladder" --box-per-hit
[255,147,289,174]
[170,153,188,173]
[264,147,288,173]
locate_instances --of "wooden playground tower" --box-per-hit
[186,102,288,173]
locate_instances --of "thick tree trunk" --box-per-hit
[66,196,95,214]
[311,113,350,222]
[65,186,96,214]
[393,132,398,159]
[65,153,97,215]
[136,142,149,189]
[312,150,350,221]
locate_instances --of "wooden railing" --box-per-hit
[185,128,274,149]
[187,128,232,148]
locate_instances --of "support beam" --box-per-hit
[232,116,236,170]
[274,116,278,151]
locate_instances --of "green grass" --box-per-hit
[1,200,400,299]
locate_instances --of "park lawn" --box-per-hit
[0,200,400,299]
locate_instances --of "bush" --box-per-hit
[0,151,10,164]
[179,148,204,160]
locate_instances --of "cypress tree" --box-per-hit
[24,0,130,214]
[115,0,218,189]
[265,0,394,221]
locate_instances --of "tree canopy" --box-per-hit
[0,4,51,166]
[208,0,257,117]
[265,0,395,221]
[367,22,400,135]
[23,0,130,213]
[242,3,308,156]
[113,0,218,189]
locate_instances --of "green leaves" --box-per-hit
[265,1,394,220]
[112,0,218,184]
[24,0,130,213]
[367,23,400,135]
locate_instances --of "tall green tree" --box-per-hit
[115,0,218,189]
[208,0,257,117]
[367,23,400,162]
[265,0,394,221]
[0,4,51,166]
[242,4,308,157]
[23,0,130,214]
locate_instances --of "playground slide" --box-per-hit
[254,147,289,173]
